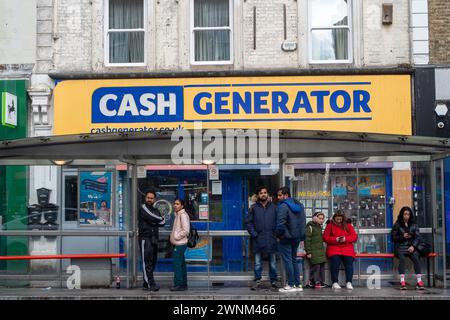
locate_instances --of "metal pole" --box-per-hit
[207,165,210,291]
[131,163,138,288]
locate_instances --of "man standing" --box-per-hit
[275,187,306,293]
[245,186,278,290]
[138,190,165,291]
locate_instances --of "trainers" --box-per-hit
[294,285,303,292]
[271,282,279,289]
[251,280,262,291]
[416,281,425,290]
[400,281,407,290]
[149,284,160,292]
[305,281,314,289]
[332,282,341,289]
[346,282,354,290]
[278,285,297,293]
[314,282,323,289]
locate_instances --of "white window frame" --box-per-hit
[308,0,353,64]
[104,0,147,67]
[190,0,234,65]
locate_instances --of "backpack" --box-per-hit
[187,223,199,248]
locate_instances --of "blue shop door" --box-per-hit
[211,174,244,272]
[193,173,244,272]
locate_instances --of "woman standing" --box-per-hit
[305,212,327,288]
[391,206,424,290]
[170,199,190,291]
[323,210,358,290]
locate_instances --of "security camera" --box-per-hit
[437,122,445,129]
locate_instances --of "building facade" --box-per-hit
[0,0,449,288]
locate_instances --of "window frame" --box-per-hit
[308,0,353,64]
[104,0,147,67]
[190,0,234,65]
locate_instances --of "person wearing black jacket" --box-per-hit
[245,186,278,290]
[391,206,424,290]
[138,190,165,291]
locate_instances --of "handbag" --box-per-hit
[415,238,432,257]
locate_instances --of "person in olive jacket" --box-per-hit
[391,206,424,290]
[245,186,278,290]
[305,212,327,288]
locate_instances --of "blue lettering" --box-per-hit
[292,91,313,113]
[330,90,351,113]
[233,92,252,114]
[215,92,231,114]
[272,91,290,113]
[193,92,213,115]
[310,91,330,113]
[353,90,371,112]
[254,92,270,114]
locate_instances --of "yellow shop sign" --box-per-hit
[53,75,412,135]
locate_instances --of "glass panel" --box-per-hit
[194,0,229,28]
[434,160,445,286]
[109,0,143,29]
[194,30,230,62]
[311,29,349,61]
[310,0,349,28]
[109,31,145,64]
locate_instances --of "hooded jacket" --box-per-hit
[245,200,278,253]
[323,219,358,258]
[275,198,306,243]
[305,218,327,265]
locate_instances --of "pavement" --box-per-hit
[0,282,449,300]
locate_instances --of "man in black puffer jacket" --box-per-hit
[245,186,278,290]
[138,190,165,291]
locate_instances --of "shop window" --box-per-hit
[309,0,352,63]
[191,0,233,64]
[105,0,146,66]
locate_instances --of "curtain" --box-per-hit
[332,16,349,60]
[194,0,230,61]
[109,0,144,63]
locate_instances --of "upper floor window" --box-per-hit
[191,0,233,65]
[105,0,146,66]
[309,0,352,63]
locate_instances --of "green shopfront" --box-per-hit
[0,80,28,284]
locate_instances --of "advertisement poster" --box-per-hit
[185,237,211,262]
[79,171,113,226]
[359,176,385,196]
[332,176,347,196]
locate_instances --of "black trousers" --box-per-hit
[139,237,158,287]
[398,252,422,275]
[309,263,325,284]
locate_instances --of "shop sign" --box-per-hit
[1,92,17,128]
[54,75,412,135]
[209,165,219,180]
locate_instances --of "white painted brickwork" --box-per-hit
[44,0,413,72]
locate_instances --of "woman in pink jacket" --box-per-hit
[170,199,190,291]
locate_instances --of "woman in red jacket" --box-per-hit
[323,210,358,290]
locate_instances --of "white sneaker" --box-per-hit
[346,282,354,290]
[332,282,341,289]
[294,285,303,292]
[278,285,297,293]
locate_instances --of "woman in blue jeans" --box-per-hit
[323,211,358,290]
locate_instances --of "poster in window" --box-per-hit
[185,237,212,262]
[332,176,347,196]
[79,171,113,226]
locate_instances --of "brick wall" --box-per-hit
[428,0,450,64]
